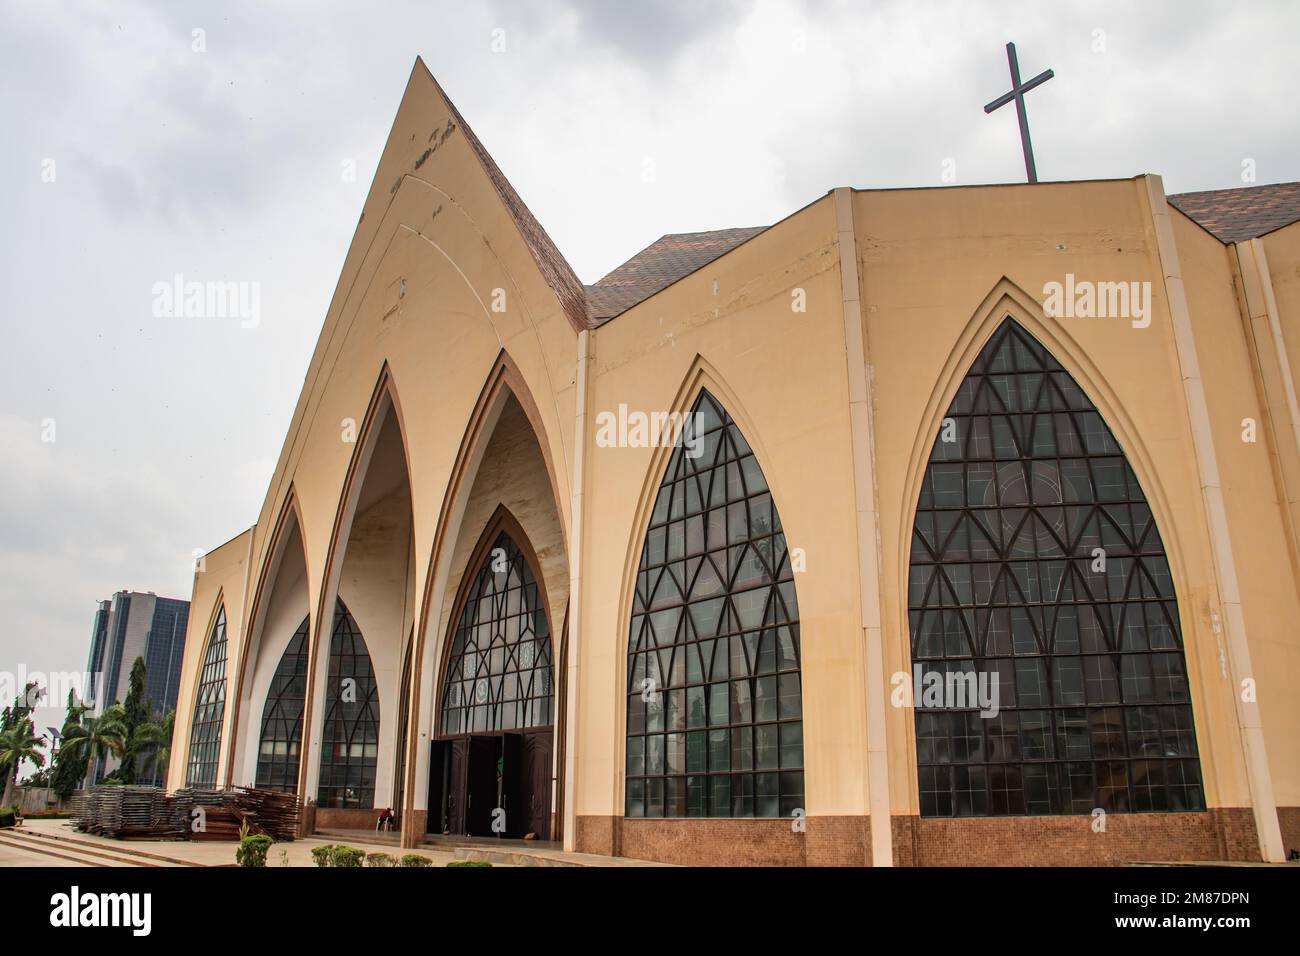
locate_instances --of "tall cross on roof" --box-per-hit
[984,41,1054,184]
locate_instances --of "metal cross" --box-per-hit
[984,41,1054,183]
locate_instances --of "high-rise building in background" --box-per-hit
[84,590,190,786]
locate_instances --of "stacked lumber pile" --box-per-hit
[73,785,300,842]
[72,786,183,839]
[238,786,301,841]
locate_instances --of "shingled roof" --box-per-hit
[585,227,767,323]
[1168,181,1300,243]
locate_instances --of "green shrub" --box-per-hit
[310,844,336,868]
[235,834,273,868]
[0,809,14,829]
[331,845,365,868]
[447,860,492,867]
[365,852,396,867]
[399,853,433,867]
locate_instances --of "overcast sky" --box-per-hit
[2,0,1297,739]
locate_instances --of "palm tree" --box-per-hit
[132,710,176,782]
[59,705,127,788]
[0,722,46,807]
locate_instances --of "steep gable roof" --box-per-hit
[1168,181,1300,243]
[416,61,589,331]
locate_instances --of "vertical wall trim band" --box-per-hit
[563,328,591,851]
[833,187,894,866]
[1144,175,1284,862]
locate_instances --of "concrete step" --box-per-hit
[0,830,146,867]
[4,826,197,866]
[314,827,402,846]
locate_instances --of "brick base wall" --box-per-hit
[577,815,871,866]
[578,809,1266,866]
[895,808,1260,866]
[313,807,384,830]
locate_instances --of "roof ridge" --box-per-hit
[417,60,590,331]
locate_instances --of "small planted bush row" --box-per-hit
[236,834,273,868]
[310,844,437,868]
[238,840,475,868]
[0,807,18,829]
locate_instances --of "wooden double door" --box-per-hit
[428,730,552,839]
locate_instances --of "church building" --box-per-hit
[167,59,1300,865]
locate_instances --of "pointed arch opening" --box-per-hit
[230,494,311,789]
[907,316,1205,817]
[254,615,309,792]
[418,377,570,842]
[428,504,559,840]
[624,389,804,819]
[318,599,381,808]
[304,370,417,818]
[186,604,229,788]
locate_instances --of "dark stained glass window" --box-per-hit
[625,390,803,819]
[317,601,380,809]
[440,531,553,735]
[186,605,228,788]
[909,318,1204,817]
[254,616,309,793]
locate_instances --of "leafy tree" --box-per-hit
[50,691,91,797]
[60,705,127,786]
[116,657,152,784]
[0,681,41,732]
[133,709,177,782]
[0,721,45,807]
[0,682,46,805]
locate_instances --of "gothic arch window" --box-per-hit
[186,605,228,788]
[317,601,381,808]
[254,616,309,793]
[440,530,553,735]
[625,390,803,819]
[908,317,1204,817]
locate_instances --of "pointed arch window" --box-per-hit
[254,616,309,793]
[186,605,228,788]
[440,531,554,735]
[625,390,804,819]
[908,318,1204,817]
[317,601,381,809]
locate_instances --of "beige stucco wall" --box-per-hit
[1240,220,1300,808]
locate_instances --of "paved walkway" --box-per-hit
[7,819,670,867]
[7,820,458,868]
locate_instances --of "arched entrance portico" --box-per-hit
[429,508,556,839]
